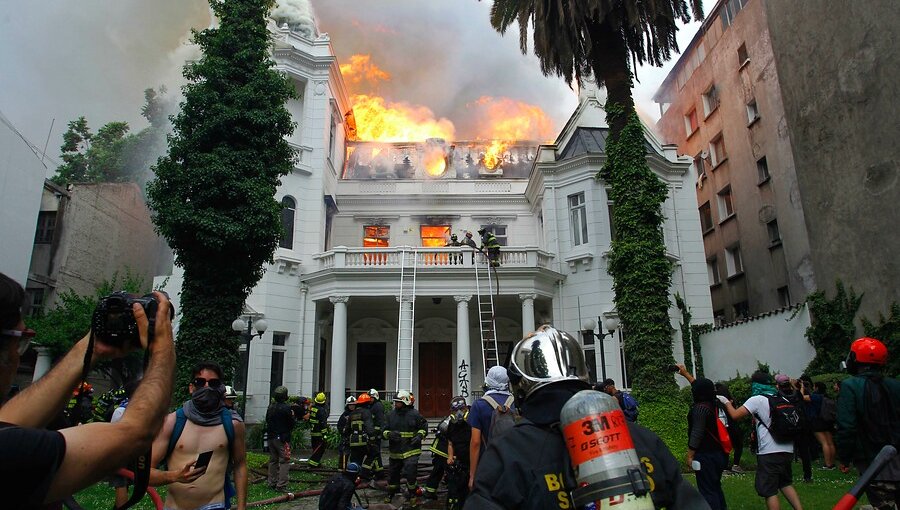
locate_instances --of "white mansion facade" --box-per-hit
[157,24,713,422]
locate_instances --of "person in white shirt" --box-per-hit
[720,371,803,510]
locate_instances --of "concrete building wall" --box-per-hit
[48,183,166,304]
[654,0,814,324]
[699,303,813,381]
[0,122,46,286]
[764,0,900,324]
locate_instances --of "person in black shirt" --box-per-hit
[319,462,362,510]
[0,272,176,510]
[446,396,472,510]
[266,385,295,491]
[465,325,708,510]
[686,378,728,510]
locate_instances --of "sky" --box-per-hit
[0,0,700,164]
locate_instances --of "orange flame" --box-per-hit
[424,148,447,176]
[468,96,555,142]
[483,140,507,171]
[350,94,455,142]
[340,54,391,89]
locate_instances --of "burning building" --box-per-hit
[156,16,713,422]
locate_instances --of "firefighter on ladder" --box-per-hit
[478,228,501,267]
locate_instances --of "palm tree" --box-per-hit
[488,0,703,396]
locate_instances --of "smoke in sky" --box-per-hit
[272,0,317,39]
[0,0,698,158]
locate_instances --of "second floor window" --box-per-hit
[35,211,57,244]
[364,225,390,247]
[420,225,450,247]
[479,225,508,246]
[279,197,295,249]
[569,193,588,246]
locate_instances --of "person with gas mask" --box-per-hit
[836,337,900,508]
[150,361,248,510]
[465,325,708,509]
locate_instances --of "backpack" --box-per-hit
[620,392,639,422]
[482,394,517,445]
[754,394,804,442]
[819,396,837,423]
[698,402,733,454]
[167,408,237,508]
[860,377,900,449]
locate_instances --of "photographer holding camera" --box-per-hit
[0,272,176,509]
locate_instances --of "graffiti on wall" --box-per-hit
[458,359,470,398]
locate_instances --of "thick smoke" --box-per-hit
[271,0,317,38]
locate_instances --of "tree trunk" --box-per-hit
[586,21,633,141]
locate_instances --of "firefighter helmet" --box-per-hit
[848,337,888,367]
[478,228,487,235]
[394,390,413,406]
[357,393,373,405]
[346,462,361,474]
[224,385,238,399]
[368,388,380,400]
[508,325,590,400]
[315,392,327,404]
[346,395,357,405]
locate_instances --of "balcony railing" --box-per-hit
[312,246,555,271]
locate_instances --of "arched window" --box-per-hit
[280,196,296,249]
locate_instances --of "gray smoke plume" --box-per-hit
[272,0,317,38]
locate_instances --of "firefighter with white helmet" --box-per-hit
[336,395,357,471]
[383,389,428,505]
[467,325,708,509]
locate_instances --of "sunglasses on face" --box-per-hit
[193,377,223,389]
[1,328,36,356]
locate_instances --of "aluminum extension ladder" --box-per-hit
[395,248,418,392]
[474,253,499,372]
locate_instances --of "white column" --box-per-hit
[329,296,349,419]
[454,295,472,402]
[519,293,537,337]
[32,346,53,382]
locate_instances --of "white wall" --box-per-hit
[699,304,814,381]
[0,123,46,285]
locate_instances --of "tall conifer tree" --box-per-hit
[149,0,296,398]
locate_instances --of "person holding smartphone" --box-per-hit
[150,361,247,510]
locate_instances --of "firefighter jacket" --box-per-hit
[366,400,386,435]
[465,384,708,510]
[346,406,374,447]
[428,415,451,459]
[336,408,352,449]
[480,232,500,251]
[265,401,295,439]
[383,404,428,460]
[309,403,329,437]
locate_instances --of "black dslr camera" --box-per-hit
[91,291,173,348]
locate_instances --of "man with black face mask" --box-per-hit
[150,361,248,510]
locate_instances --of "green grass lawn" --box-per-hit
[73,452,333,510]
[686,462,869,509]
[73,454,870,509]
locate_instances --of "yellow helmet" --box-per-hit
[315,392,326,404]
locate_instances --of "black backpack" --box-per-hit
[754,394,804,442]
[860,376,900,450]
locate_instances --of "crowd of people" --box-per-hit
[1,268,899,510]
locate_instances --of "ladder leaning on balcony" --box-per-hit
[474,253,499,372]
[395,248,418,392]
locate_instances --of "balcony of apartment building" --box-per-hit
[304,245,560,300]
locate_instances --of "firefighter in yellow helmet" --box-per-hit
[478,228,501,267]
[307,392,330,467]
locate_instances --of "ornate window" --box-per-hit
[280,197,296,249]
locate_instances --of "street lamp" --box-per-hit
[580,316,620,382]
[231,316,268,418]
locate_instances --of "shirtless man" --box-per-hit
[151,361,247,510]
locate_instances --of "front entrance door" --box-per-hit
[356,343,386,392]
[418,343,452,417]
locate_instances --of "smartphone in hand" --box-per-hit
[194,451,214,471]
